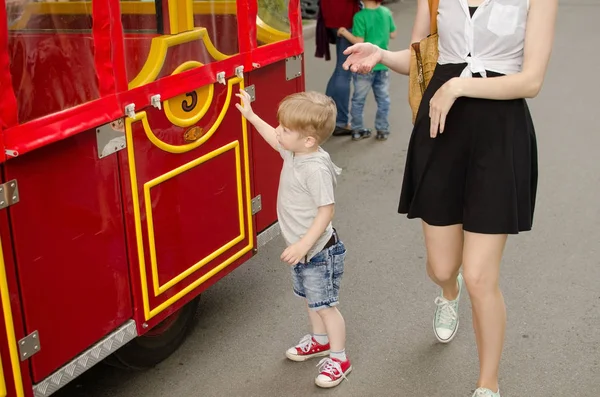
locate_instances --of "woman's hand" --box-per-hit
[337,27,348,37]
[235,89,256,120]
[342,43,383,74]
[429,78,462,138]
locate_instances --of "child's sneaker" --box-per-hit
[472,388,501,397]
[376,131,390,141]
[315,357,352,388]
[351,129,372,141]
[285,334,330,362]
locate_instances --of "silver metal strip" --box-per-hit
[257,222,280,249]
[33,320,137,397]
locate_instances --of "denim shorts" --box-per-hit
[291,240,346,311]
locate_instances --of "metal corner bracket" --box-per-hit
[0,180,19,210]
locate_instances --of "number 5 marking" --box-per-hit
[182,92,197,112]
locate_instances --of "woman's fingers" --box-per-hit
[429,105,439,138]
[439,111,447,134]
[343,43,358,56]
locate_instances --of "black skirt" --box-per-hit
[398,63,538,234]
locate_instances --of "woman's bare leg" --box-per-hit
[463,231,508,393]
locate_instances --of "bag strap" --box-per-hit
[429,0,440,34]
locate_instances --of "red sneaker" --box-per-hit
[315,357,352,388]
[285,335,330,362]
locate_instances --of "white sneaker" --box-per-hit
[433,273,464,343]
[472,387,501,397]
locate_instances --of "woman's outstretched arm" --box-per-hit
[343,0,431,75]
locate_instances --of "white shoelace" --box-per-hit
[295,334,315,353]
[316,358,348,381]
[474,388,495,397]
[434,296,458,327]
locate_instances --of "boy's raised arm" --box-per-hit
[235,90,279,151]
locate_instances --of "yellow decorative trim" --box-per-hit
[145,141,245,296]
[0,236,25,397]
[128,28,231,89]
[171,60,203,75]
[125,79,254,321]
[140,77,240,153]
[191,0,237,15]
[125,116,152,320]
[163,61,215,128]
[256,16,290,44]
[168,0,194,34]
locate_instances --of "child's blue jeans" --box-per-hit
[350,70,391,132]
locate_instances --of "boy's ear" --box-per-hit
[304,136,318,148]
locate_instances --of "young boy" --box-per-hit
[337,0,396,141]
[236,90,351,388]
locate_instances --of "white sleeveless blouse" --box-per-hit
[436,0,530,77]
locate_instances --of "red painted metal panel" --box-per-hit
[4,131,133,382]
[150,152,241,286]
[118,81,255,331]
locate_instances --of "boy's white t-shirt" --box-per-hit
[277,146,342,261]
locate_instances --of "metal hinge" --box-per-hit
[285,55,302,81]
[19,331,41,361]
[0,180,19,210]
[251,195,262,215]
[245,85,256,102]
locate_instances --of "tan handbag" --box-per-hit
[408,0,440,124]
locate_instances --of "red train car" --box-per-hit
[0,0,304,395]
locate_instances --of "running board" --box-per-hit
[33,320,137,397]
[257,222,280,249]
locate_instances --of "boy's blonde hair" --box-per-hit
[277,91,337,144]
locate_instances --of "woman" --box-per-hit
[343,0,557,396]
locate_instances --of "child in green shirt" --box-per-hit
[338,0,397,141]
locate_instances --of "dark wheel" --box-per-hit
[109,296,200,370]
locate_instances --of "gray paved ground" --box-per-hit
[55,1,600,396]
